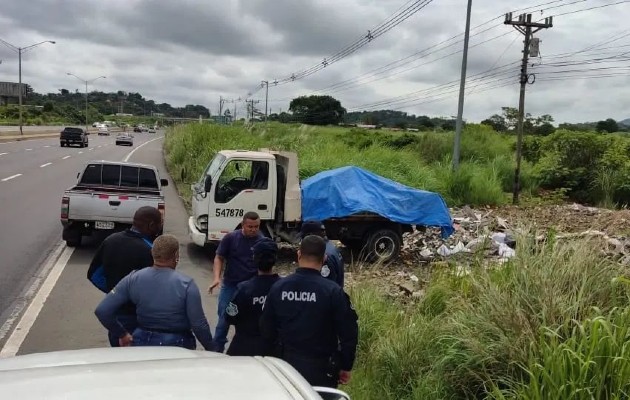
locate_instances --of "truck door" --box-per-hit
[209,159,274,234]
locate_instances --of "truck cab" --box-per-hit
[188,149,301,247]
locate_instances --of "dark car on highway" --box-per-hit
[60,127,88,148]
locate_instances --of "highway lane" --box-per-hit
[0,133,159,336]
[0,134,219,355]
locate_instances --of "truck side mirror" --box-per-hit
[204,175,212,192]
[160,178,169,187]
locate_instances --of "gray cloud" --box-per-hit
[0,0,628,123]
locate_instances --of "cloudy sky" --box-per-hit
[0,0,628,123]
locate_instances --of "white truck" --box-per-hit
[188,149,454,262]
[61,160,168,247]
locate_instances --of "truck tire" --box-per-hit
[365,228,402,263]
[65,236,82,247]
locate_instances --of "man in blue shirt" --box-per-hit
[224,237,281,356]
[300,221,344,288]
[208,211,264,353]
[94,234,214,350]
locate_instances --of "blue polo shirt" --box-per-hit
[217,230,264,284]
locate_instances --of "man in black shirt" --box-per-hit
[260,235,359,388]
[87,206,163,347]
[224,237,281,356]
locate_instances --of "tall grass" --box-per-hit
[164,122,531,207]
[344,233,630,399]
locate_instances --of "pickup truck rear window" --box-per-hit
[79,164,159,190]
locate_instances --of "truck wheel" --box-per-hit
[65,236,82,247]
[365,228,402,263]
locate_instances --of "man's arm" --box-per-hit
[209,235,230,293]
[185,280,215,351]
[332,288,359,372]
[94,273,134,339]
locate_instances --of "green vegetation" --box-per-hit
[345,234,630,399]
[165,122,630,208]
[1,88,210,126]
[164,122,539,207]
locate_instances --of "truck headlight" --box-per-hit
[197,215,208,232]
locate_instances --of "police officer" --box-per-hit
[300,221,344,287]
[260,235,358,388]
[224,237,281,356]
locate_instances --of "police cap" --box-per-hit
[252,237,278,255]
[300,220,325,238]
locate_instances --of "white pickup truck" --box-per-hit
[60,161,168,246]
[188,149,454,262]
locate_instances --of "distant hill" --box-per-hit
[620,118,630,127]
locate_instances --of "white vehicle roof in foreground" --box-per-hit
[0,347,330,399]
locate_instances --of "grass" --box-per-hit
[343,233,630,399]
[163,122,538,208]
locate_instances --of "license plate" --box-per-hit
[95,221,115,230]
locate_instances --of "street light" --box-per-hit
[0,39,56,136]
[66,73,106,134]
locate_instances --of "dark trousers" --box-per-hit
[108,313,138,347]
[132,328,196,350]
[282,351,339,388]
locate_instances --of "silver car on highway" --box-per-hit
[115,133,134,146]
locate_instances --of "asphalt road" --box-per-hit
[0,131,218,354]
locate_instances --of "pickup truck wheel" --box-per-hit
[65,236,82,247]
[366,228,401,263]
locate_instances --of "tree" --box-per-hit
[42,102,54,112]
[596,118,619,133]
[289,95,346,125]
[481,114,507,132]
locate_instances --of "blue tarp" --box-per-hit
[301,166,454,238]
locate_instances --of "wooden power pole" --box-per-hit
[505,12,552,204]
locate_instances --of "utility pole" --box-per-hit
[261,80,269,121]
[505,12,552,204]
[452,0,472,170]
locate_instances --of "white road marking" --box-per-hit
[62,155,71,160]
[0,244,74,358]
[89,148,94,151]
[78,151,83,154]
[123,136,163,162]
[0,152,7,156]
[44,145,50,148]
[25,148,32,151]
[40,163,52,168]
[1,174,22,182]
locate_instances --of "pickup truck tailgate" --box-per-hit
[67,191,162,223]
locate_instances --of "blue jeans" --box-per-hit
[132,328,196,350]
[213,281,238,352]
[108,313,138,347]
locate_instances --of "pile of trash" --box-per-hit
[400,203,630,267]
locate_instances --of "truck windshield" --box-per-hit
[200,153,225,183]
